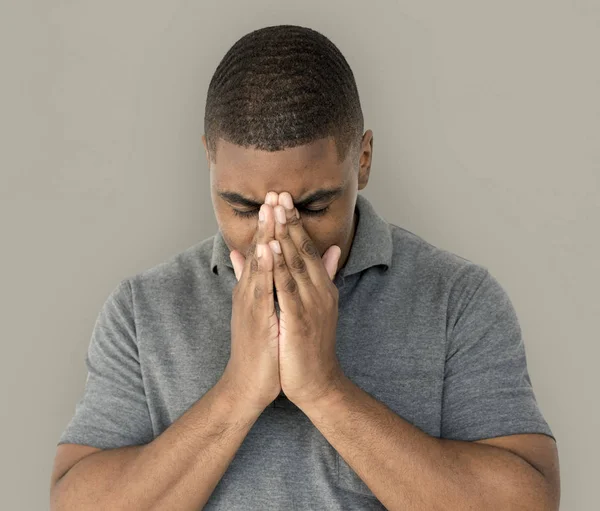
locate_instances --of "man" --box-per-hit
[50,24,560,510]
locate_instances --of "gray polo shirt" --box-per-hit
[58,193,553,510]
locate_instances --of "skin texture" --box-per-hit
[49,131,559,510]
[204,133,373,277]
[202,132,560,509]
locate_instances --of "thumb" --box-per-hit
[322,245,341,281]
[229,250,245,281]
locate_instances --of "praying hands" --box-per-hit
[226,191,345,409]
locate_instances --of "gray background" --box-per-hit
[1,1,598,509]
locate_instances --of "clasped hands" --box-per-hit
[228,191,345,409]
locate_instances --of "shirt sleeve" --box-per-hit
[441,264,554,442]
[57,278,154,449]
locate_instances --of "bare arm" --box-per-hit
[296,375,560,511]
[52,199,283,510]
[50,376,264,511]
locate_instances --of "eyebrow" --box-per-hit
[217,186,344,209]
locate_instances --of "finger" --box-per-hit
[239,231,259,283]
[230,250,245,281]
[253,241,275,310]
[253,202,276,309]
[242,202,274,284]
[265,191,278,208]
[262,194,278,298]
[275,192,327,286]
[261,238,340,283]
[273,203,314,293]
[249,202,277,279]
[269,238,303,315]
[230,218,260,283]
[230,194,278,282]
[260,201,277,258]
[321,245,342,281]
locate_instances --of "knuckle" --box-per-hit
[279,229,292,241]
[284,277,298,294]
[253,283,264,300]
[300,238,319,259]
[287,214,300,226]
[290,253,306,272]
[275,257,287,272]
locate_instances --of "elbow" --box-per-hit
[494,471,560,511]
[49,472,67,511]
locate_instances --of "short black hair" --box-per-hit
[204,25,364,164]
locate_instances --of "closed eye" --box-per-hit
[231,205,330,218]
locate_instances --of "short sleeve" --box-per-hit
[441,265,554,442]
[57,279,154,449]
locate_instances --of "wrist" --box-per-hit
[292,368,351,411]
[216,372,270,417]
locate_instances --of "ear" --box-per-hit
[357,130,373,190]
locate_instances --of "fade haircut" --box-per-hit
[204,25,364,165]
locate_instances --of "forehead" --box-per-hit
[210,136,349,201]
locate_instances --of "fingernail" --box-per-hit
[266,191,277,206]
[280,193,293,210]
[259,205,265,222]
[257,244,264,258]
[294,208,300,219]
[270,240,281,254]
[275,206,286,224]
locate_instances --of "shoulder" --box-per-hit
[124,235,217,299]
[387,222,489,295]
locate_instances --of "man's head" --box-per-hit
[202,25,373,272]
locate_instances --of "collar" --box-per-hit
[211,193,393,277]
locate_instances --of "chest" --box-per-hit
[137,277,447,438]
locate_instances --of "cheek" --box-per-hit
[302,218,344,255]
[220,219,258,256]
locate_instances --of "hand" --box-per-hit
[268,192,344,407]
[223,193,281,413]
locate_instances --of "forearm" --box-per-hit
[297,375,554,511]
[52,377,263,511]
